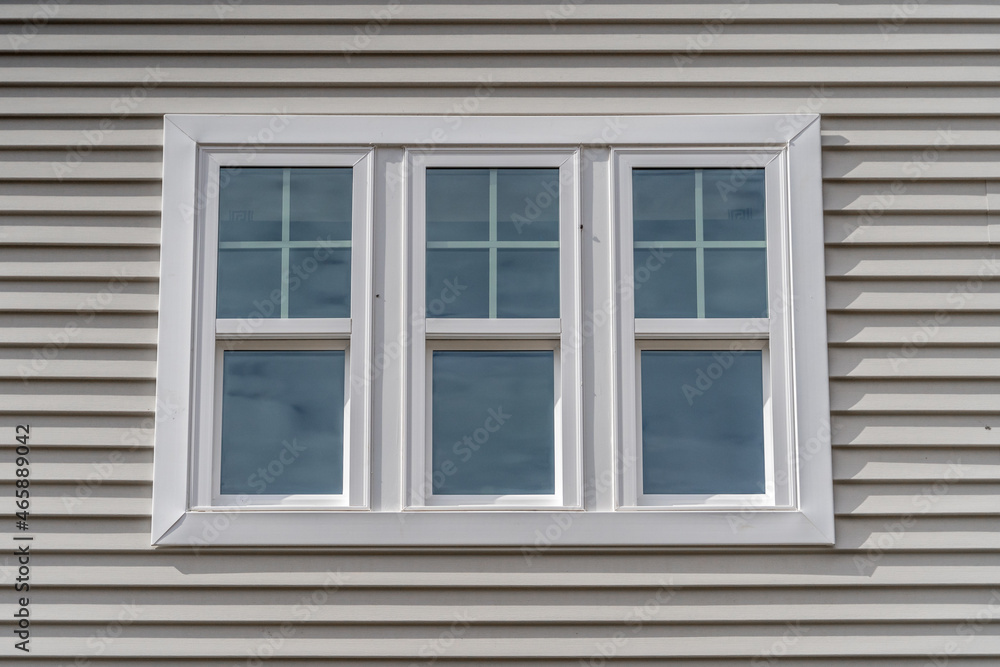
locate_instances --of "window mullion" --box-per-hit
[280,167,291,319]
[488,168,498,319]
[694,168,705,319]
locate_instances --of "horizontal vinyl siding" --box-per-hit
[1,2,999,663]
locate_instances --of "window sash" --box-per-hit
[614,149,795,510]
[190,149,373,510]
[405,149,582,510]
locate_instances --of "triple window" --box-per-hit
[154,115,832,546]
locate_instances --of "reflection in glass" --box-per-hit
[426,168,559,318]
[220,350,345,495]
[431,351,555,495]
[702,169,766,242]
[288,249,351,318]
[640,350,765,495]
[704,248,768,319]
[219,168,283,242]
[497,249,559,318]
[289,168,353,242]
[217,249,281,319]
[426,249,490,318]
[632,169,696,242]
[217,167,352,319]
[632,167,768,319]
[633,248,697,318]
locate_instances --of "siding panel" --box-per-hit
[2,1,998,663]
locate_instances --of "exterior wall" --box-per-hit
[2,2,999,663]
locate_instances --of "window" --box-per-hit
[154,115,832,546]
[405,152,581,510]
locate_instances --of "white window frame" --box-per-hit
[153,115,832,547]
[405,150,582,510]
[615,150,792,511]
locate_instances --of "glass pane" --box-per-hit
[632,169,696,242]
[431,351,555,495]
[704,248,768,318]
[426,168,560,319]
[426,169,490,242]
[640,350,765,495]
[217,249,281,319]
[633,248,697,318]
[287,248,351,318]
[497,249,559,318]
[497,169,560,242]
[219,168,283,242]
[702,169,766,242]
[217,166,353,320]
[289,168,352,242]
[220,350,345,495]
[426,249,489,318]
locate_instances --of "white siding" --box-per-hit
[2,2,999,663]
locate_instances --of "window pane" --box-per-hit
[217,249,281,319]
[220,350,345,495]
[217,167,353,319]
[427,169,490,242]
[426,168,560,318]
[431,351,555,495]
[632,167,767,319]
[633,248,697,318]
[704,248,768,318]
[289,168,352,242]
[496,169,560,242]
[219,168,283,242]
[640,350,765,495]
[287,248,351,318]
[702,169,766,242]
[633,169,696,242]
[497,249,559,318]
[426,249,489,318]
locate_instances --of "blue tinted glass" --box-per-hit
[633,248,697,318]
[497,249,559,318]
[497,169,560,242]
[432,351,555,495]
[289,168,352,242]
[632,169,696,242]
[640,350,765,495]
[702,169,766,242]
[704,248,768,318]
[426,249,489,318]
[219,168,283,242]
[426,169,490,242]
[288,248,351,318]
[217,249,281,319]
[220,350,345,495]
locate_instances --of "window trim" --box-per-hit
[153,114,832,547]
